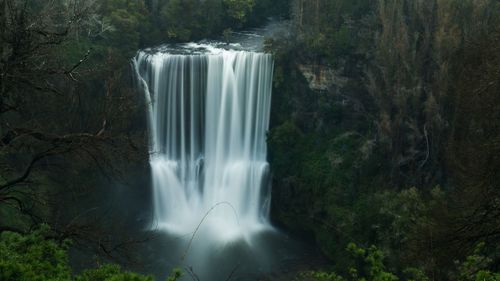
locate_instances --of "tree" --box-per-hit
[0,226,156,281]
[445,22,500,256]
[0,0,143,243]
[160,0,202,41]
[100,0,150,54]
[223,0,255,23]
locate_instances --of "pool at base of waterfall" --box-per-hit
[128,228,327,281]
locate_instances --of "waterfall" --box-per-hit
[134,44,274,242]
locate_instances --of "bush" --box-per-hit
[295,243,500,281]
[0,226,154,281]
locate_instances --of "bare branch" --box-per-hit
[181,202,240,261]
[0,148,59,191]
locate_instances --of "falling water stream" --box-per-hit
[134,43,274,243]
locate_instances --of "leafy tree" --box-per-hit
[0,226,72,281]
[346,243,399,281]
[0,226,155,281]
[160,0,202,41]
[223,0,255,23]
[99,0,151,55]
[296,243,499,281]
[76,265,154,281]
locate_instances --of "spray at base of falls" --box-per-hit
[134,44,274,243]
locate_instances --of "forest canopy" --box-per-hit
[1,0,499,280]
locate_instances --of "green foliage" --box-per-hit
[223,0,255,23]
[0,226,71,281]
[160,0,199,41]
[347,244,399,281]
[166,268,183,281]
[76,265,153,281]
[93,0,283,47]
[291,0,373,63]
[296,244,499,281]
[299,271,346,281]
[146,0,286,43]
[402,268,429,281]
[454,243,500,281]
[3,1,499,281]
[99,0,151,55]
[270,1,500,280]
[296,244,400,281]
[251,0,290,22]
[0,227,158,281]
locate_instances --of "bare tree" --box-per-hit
[0,0,144,237]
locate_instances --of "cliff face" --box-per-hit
[297,64,347,92]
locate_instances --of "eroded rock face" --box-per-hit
[297,64,348,91]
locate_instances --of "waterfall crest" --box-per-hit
[134,45,274,241]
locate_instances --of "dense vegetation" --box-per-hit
[267,0,500,280]
[1,0,499,280]
[0,225,186,281]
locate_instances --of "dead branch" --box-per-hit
[224,263,241,281]
[181,201,240,261]
[0,147,60,191]
[185,266,201,281]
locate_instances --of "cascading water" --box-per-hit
[134,44,274,242]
